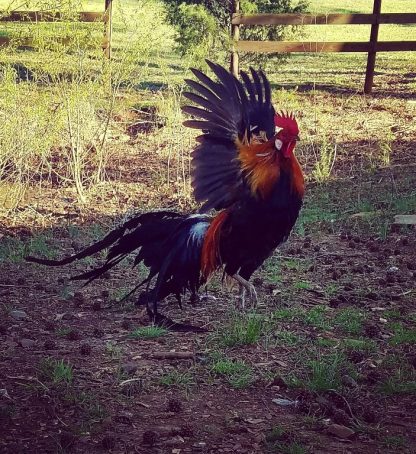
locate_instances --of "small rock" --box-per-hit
[272,398,298,407]
[10,310,28,320]
[120,363,137,375]
[20,338,36,349]
[165,435,185,446]
[0,389,12,400]
[387,266,399,274]
[341,375,358,388]
[327,423,355,439]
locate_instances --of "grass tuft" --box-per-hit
[129,325,168,339]
[335,307,365,335]
[211,356,254,389]
[159,370,195,388]
[39,358,73,385]
[215,312,264,347]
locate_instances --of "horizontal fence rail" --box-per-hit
[0,10,104,22]
[230,0,416,94]
[0,1,112,57]
[232,12,416,26]
[236,41,416,53]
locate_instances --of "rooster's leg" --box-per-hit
[232,274,258,308]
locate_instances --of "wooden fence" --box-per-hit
[231,0,416,94]
[0,0,113,57]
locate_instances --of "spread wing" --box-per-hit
[182,60,275,212]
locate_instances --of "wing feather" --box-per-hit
[182,60,275,212]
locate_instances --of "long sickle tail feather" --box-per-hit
[25,215,144,266]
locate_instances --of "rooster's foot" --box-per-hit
[232,274,258,310]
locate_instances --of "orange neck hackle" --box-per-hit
[238,138,280,199]
[237,137,304,199]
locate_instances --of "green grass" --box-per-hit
[381,435,409,449]
[389,323,416,346]
[341,337,376,352]
[210,355,254,389]
[215,312,264,347]
[159,370,195,388]
[129,325,168,339]
[306,353,345,392]
[39,358,73,385]
[303,305,330,331]
[56,327,72,337]
[265,426,307,454]
[0,234,55,263]
[334,307,365,335]
[379,374,416,395]
[293,281,312,290]
[272,307,303,321]
[274,330,304,346]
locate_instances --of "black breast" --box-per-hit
[219,171,302,279]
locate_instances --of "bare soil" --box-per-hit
[1,88,416,454]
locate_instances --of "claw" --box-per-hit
[233,274,258,309]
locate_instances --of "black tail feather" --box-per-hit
[25,215,144,266]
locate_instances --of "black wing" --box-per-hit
[182,60,275,212]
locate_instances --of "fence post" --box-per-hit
[103,0,112,58]
[364,0,382,94]
[230,0,240,76]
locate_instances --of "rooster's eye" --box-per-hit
[275,138,283,150]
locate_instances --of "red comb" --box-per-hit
[274,111,299,136]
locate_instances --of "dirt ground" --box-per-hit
[1,83,416,454]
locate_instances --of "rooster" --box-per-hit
[26,60,304,331]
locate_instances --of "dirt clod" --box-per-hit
[59,431,76,450]
[167,398,182,413]
[67,329,81,341]
[80,343,92,355]
[121,319,132,330]
[93,327,104,338]
[364,322,379,338]
[327,424,355,439]
[102,435,116,450]
[91,301,101,311]
[180,423,194,437]
[120,363,137,375]
[44,339,56,350]
[143,430,158,446]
